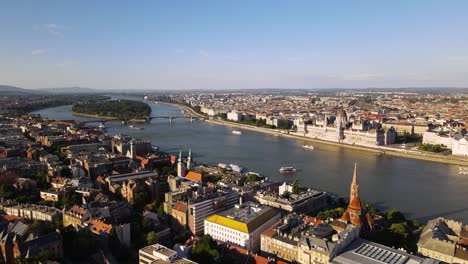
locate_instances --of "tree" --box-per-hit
[0,184,15,199]
[316,207,345,220]
[61,227,98,261]
[418,143,445,153]
[292,180,299,194]
[191,235,221,264]
[146,231,158,245]
[245,173,258,183]
[364,202,380,216]
[389,222,410,240]
[34,171,48,189]
[156,203,166,221]
[146,200,159,212]
[142,218,155,233]
[63,193,82,209]
[72,100,151,119]
[282,191,291,199]
[34,249,53,262]
[386,209,405,223]
[133,191,149,210]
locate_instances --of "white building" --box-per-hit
[200,106,221,117]
[227,110,242,121]
[188,189,239,235]
[453,138,468,156]
[423,131,468,156]
[204,202,281,252]
[279,182,292,196]
[139,243,197,264]
[422,131,454,148]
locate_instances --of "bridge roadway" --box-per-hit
[79,115,204,125]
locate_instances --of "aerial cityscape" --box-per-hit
[1,1,468,264]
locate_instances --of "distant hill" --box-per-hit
[0,85,45,95]
[39,87,98,94]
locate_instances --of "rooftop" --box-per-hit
[332,239,432,264]
[139,244,197,264]
[205,202,279,233]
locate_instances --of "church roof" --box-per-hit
[352,163,358,187]
[349,196,363,211]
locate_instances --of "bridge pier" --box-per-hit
[169,117,173,124]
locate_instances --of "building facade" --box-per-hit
[417,217,468,263]
[205,202,281,252]
[187,189,239,236]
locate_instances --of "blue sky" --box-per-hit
[1,1,467,90]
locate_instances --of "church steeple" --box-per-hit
[341,162,373,230]
[187,148,192,170]
[177,149,183,177]
[350,163,359,202]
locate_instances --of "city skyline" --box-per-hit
[1,1,468,90]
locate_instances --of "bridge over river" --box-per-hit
[79,115,204,125]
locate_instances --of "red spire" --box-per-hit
[350,163,359,202]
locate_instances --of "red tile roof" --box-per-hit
[261,228,276,238]
[348,196,363,211]
[89,219,113,235]
[173,201,188,213]
[185,171,203,182]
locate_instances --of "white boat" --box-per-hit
[98,122,106,129]
[129,125,144,130]
[279,167,297,173]
[302,145,315,150]
[151,145,159,151]
[229,164,243,173]
[232,130,242,135]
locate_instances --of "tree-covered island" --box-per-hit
[72,99,151,120]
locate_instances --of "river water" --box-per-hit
[31,98,468,223]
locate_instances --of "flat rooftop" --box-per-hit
[331,239,432,264]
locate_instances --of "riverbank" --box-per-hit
[210,119,468,166]
[70,111,147,122]
[156,101,205,119]
[153,101,468,166]
[209,119,468,166]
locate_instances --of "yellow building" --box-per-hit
[63,206,91,229]
[204,202,281,252]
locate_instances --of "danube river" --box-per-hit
[32,100,468,223]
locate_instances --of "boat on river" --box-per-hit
[232,130,242,135]
[302,145,315,150]
[279,167,297,173]
[129,125,144,130]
